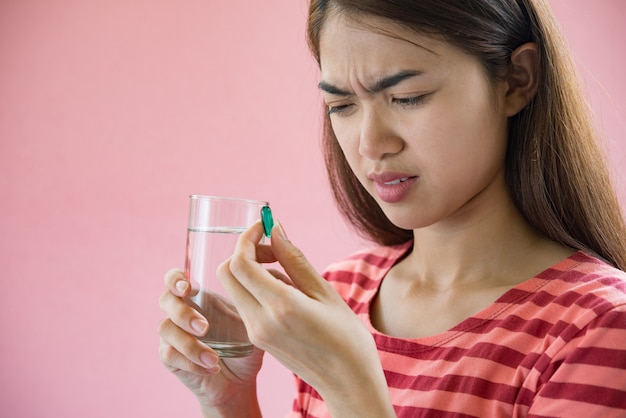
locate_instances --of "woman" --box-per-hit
[159,0,626,416]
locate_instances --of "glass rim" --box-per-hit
[189,194,269,206]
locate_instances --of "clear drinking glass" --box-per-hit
[184,195,268,357]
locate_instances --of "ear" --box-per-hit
[504,42,540,117]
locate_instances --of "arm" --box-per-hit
[198,384,262,418]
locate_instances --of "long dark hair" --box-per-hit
[306,0,626,270]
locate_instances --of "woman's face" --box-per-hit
[319,13,511,231]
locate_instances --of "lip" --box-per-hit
[368,172,418,203]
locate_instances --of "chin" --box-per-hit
[383,209,434,232]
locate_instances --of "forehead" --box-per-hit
[318,12,454,82]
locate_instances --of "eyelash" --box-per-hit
[327,95,426,116]
[327,104,352,115]
[393,96,426,107]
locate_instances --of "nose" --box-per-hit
[358,108,404,160]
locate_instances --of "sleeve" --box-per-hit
[528,304,626,418]
[287,374,306,418]
[287,374,328,418]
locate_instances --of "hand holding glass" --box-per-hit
[184,195,269,358]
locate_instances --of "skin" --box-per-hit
[159,11,573,417]
[318,14,573,340]
[160,221,393,417]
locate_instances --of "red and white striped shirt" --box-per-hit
[289,242,626,417]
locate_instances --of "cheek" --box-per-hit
[331,120,362,166]
[431,70,508,146]
[430,88,507,154]
[416,101,508,187]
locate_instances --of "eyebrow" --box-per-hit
[318,69,422,96]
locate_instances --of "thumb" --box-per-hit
[270,221,329,299]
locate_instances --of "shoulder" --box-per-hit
[528,251,626,341]
[321,241,412,308]
[543,251,626,310]
[322,241,412,281]
[525,254,626,414]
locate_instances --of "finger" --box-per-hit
[219,256,305,351]
[255,243,277,264]
[267,268,295,287]
[159,290,208,337]
[159,339,220,375]
[226,222,295,304]
[217,257,274,340]
[164,268,190,297]
[248,220,277,264]
[270,220,331,299]
[217,257,263,313]
[158,319,220,373]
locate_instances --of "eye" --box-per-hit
[327,103,353,116]
[392,95,426,107]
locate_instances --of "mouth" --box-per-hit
[368,172,418,203]
[368,171,417,184]
[383,177,411,185]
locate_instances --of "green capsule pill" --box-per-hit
[261,205,274,238]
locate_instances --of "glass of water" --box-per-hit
[184,195,269,357]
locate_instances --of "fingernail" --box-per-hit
[275,220,288,240]
[191,317,208,335]
[204,365,221,375]
[200,350,219,368]
[175,280,189,294]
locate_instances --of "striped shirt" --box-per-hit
[289,242,626,417]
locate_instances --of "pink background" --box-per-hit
[1,1,624,417]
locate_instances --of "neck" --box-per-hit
[402,186,571,291]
